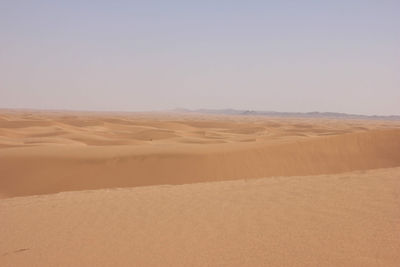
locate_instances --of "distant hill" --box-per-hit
[172,108,400,120]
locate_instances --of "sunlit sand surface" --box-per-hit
[1,110,400,266]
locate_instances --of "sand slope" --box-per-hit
[1,167,400,267]
[1,111,400,266]
[1,111,400,198]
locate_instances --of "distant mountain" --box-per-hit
[172,108,400,120]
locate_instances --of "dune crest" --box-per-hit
[1,111,400,198]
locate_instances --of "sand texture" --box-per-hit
[1,168,400,266]
[1,110,400,266]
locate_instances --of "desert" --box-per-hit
[1,110,400,266]
[2,1,399,265]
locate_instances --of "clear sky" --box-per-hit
[1,1,399,115]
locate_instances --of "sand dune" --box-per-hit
[1,167,400,266]
[1,110,400,266]
[0,111,400,197]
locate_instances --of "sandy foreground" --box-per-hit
[1,110,400,266]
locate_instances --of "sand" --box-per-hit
[1,110,400,266]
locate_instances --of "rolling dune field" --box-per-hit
[1,110,400,266]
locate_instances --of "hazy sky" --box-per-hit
[1,1,399,115]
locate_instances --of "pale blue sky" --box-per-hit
[1,1,399,115]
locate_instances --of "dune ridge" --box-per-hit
[1,111,400,198]
[1,111,400,266]
[1,129,400,197]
